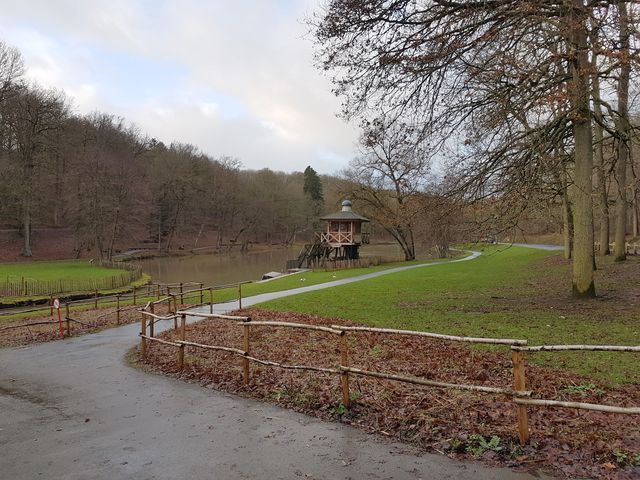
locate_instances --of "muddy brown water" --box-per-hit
[138,243,406,285]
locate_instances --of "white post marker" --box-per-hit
[53,298,63,338]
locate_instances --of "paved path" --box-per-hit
[502,243,564,251]
[0,251,554,480]
[190,250,482,315]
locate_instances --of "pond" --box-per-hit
[137,243,407,285]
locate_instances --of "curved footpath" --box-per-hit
[0,250,554,480]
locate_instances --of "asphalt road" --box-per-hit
[0,251,555,480]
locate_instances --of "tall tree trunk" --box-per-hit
[613,0,631,261]
[562,183,574,260]
[631,150,639,237]
[157,206,162,251]
[107,206,120,261]
[21,155,34,257]
[570,0,595,297]
[194,223,204,248]
[21,200,32,257]
[164,205,182,251]
[591,61,610,255]
[216,227,223,248]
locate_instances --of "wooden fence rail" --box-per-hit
[335,325,527,346]
[1,280,249,353]
[2,285,180,340]
[509,344,640,422]
[137,314,533,441]
[137,312,640,446]
[594,242,640,255]
[513,344,640,352]
[514,398,640,415]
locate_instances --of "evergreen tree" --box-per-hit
[303,166,323,203]
[303,166,324,227]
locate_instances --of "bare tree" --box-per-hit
[612,0,632,261]
[311,0,640,297]
[0,41,24,103]
[341,116,431,261]
[4,86,68,256]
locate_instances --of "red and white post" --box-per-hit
[53,298,63,338]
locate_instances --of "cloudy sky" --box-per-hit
[0,0,358,174]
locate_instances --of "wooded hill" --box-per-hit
[0,42,349,261]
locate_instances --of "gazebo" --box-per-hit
[318,200,370,260]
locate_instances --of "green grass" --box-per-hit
[185,255,456,304]
[0,260,147,307]
[255,245,639,385]
[0,260,123,282]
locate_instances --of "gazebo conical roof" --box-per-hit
[319,200,370,222]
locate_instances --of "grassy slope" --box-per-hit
[256,246,639,385]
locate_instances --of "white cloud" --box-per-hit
[0,0,357,174]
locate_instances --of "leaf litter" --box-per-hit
[137,309,640,479]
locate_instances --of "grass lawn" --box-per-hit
[174,255,458,305]
[0,260,142,306]
[254,245,640,385]
[0,260,122,282]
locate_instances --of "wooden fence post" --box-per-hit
[512,350,529,444]
[94,290,98,308]
[116,295,121,325]
[65,303,70,321]
[168,294,174,314]
[178,313,186,371]
[209,288,213,314]
[179,282,184,305]
[199,283,204,304]
[170,295,178,330]
[340,331,351,408]
[149,302,155,337]
[243,318,251,385]
[157,284,160,299]
[238,283,242,309]
[49,295,54,316]
[133,287,137,305]
[140,313,147,359]
[66,315,71,337]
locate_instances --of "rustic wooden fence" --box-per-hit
[0,280,250,342]
[0,261,143,297]
[594,242,640,255]
[511,344,640,416]
[137,311,640,445]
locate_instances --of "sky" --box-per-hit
[0,0,358,174]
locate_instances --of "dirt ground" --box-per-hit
[501,254,640,320]
[137,309,640,480]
